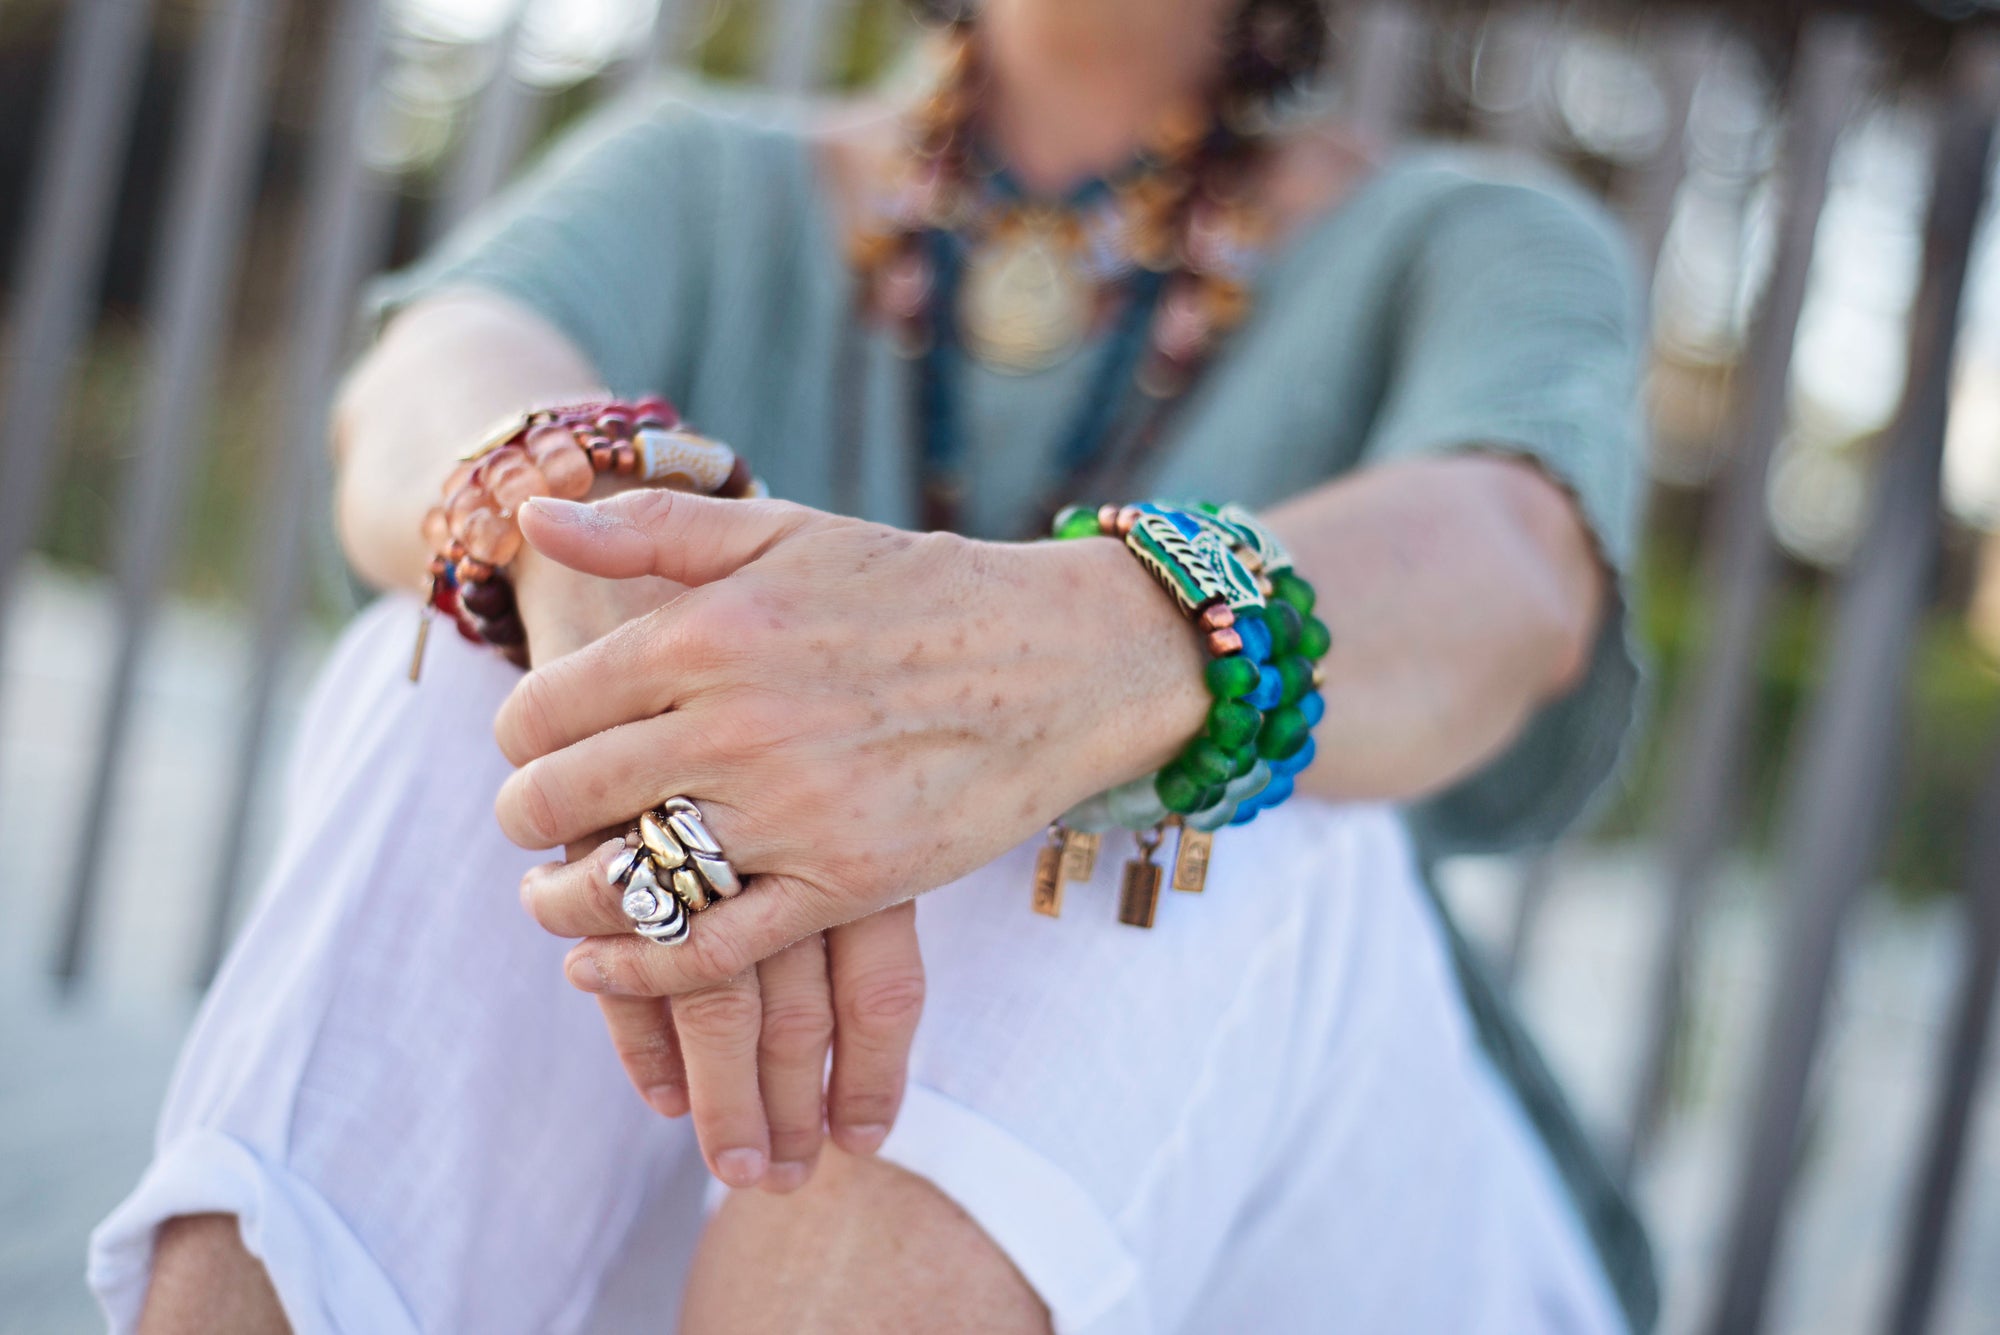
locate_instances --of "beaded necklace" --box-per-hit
[847,20,1274,534]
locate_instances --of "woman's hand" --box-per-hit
[524,841,925,1191]
[510,520,929,1192]
[491,489,1207,995]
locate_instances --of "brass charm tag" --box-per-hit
[1117,826,1166,929]
[1171,825,1213,894]
[409,607,433,683]
[1031,830,1066,917]
[1059,830,1101,884]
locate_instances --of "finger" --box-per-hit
[564,873,840,999]
[494,607,685,767]
[825,903,924,1156]
[495,711,735,851]
[754,936,835,1193]
[519,491,813,586]
[597,994,687,1118]
[670,972,770,1189]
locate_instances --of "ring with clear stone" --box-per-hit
[607,797,741,946]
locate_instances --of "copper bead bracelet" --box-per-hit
[411,395,758,679]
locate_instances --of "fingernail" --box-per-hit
[522,496,592,526]
[836,1123,889,1155]
[644,1084,688,1118]
[564,952,606,992]
[763,1161,809,1193]
[714,1148,766,1188]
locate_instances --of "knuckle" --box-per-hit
[758,1000,835,1062]
[499,670,564,763]
[611,1024,675,1076]
[831,1085,900,1125]
[679,594,764,668]
[672,984,761,1040]
[682,927,749,990]
[766,1121,823,1161]
[507,764,569,848]
[841,968,926,1037]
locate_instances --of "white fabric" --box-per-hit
[91,598,1623,1334]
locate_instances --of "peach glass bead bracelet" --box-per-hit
[411,395,758,679]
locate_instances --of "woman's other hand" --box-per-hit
[492,490,1206,994]
[525,840,924,1191]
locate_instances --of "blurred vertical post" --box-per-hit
[1472,5,1553,154]
[1341,0,1422,144]
[1504,14,1708,989]
[199,0,396,985]
[1885,738,2000,1335]
[1620,14,1714,278]
[1704,35,1997,1335]
[52,0,285,989]
[763,0,853,95]
[0,0,155,658]
[1881,43,2000,1335]
[610,0,692,97]
[429,0,544,244]
[1621,15,1871,1175]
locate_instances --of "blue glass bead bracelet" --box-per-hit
[1032,500,1330,927]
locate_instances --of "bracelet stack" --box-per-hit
[412,395,759,679]
[1039,500,1330,928]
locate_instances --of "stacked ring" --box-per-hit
[609,797,741,947]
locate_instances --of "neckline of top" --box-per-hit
[789,119,1423,320]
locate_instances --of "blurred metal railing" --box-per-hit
[2,3,1998,1332]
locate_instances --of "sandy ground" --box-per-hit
[2,562,1995,1334]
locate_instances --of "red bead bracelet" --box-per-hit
[411,395,758,679]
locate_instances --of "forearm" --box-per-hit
[1266,453,1606,803]
[332,288,606,593]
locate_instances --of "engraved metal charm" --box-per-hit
[1059,829,1101,884]
[1118,826,1166,929]
[1031,828,1066,918]
[1171,824,1213,894]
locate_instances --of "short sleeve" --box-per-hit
[1365,166,1649,854]
[366,86,754,398]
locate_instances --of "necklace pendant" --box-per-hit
[958,217,1090,374]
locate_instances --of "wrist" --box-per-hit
[1055,536,1212,798]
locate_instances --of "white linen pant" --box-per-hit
[89,598,1624,1335]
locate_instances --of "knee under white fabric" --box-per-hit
[90,599,1623,1334]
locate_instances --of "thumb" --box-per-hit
[518,491,813,586]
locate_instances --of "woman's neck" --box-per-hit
[979,0,1233,193]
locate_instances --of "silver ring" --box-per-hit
[610,797,740,946]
